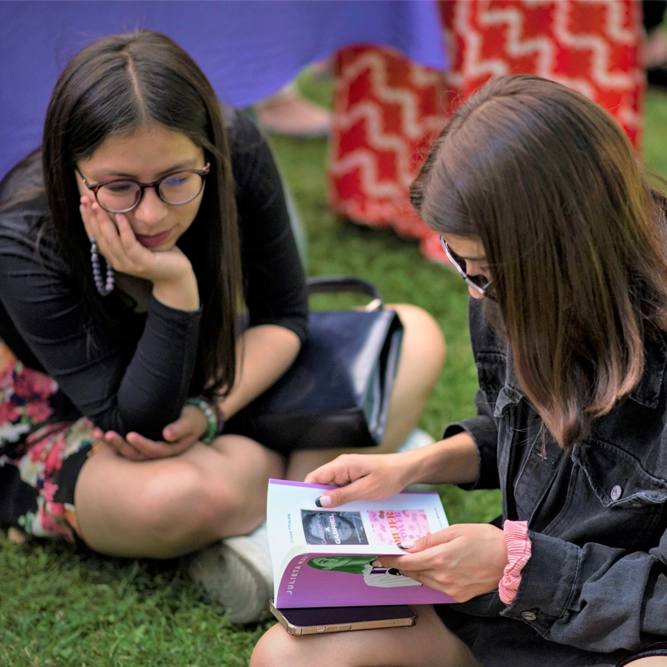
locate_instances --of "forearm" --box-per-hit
[404,431,480,486]
[0,249,201,439]
[218,324,300,419]
[152,270,200,312]
[112,297,201,438]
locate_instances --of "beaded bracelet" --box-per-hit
[185,397,220,444]
[211,401,226,435]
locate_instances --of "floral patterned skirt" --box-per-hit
[0,341,96,542]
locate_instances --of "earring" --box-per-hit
[90,238,114,296]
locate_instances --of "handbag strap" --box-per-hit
[306,276,383,311]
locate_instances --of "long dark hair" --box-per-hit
[41,30,241,398]
[411,74,667,449]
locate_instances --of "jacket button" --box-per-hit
[610,485,622,501]
[521,611,537,621]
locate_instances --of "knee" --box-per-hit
[138,462,234,544]
[251,624,304,667]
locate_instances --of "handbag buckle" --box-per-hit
[364,297,383,312]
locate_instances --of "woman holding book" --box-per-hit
[251,75,667,666]
[0,30,445,624]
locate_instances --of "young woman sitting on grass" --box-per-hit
[0,30,445,624]
[251,75,667,666]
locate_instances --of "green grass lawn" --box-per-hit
[2,84,667,665]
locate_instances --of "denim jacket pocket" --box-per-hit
[568,439,667,550]
[572,439,667,510]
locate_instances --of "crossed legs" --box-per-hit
[250,608,667,667]
[74,434,283,558]
[74,304,444,559]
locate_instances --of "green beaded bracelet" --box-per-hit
[185,397,218,444]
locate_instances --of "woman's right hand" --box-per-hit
[93,404,209,461]
[304,452,418,508]
[79,197,194,287]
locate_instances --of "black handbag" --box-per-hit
[225,276,404,453]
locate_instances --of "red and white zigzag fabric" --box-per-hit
[328,0,643,262]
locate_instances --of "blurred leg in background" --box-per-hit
[644,0,667,88]
[328,0,644,263]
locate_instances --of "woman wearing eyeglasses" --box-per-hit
[252,75,667,666]
[0,31,445,624]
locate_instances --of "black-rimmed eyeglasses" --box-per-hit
[76,164,210,214]
[439,236,493,297]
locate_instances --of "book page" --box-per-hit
[267,479,454,608]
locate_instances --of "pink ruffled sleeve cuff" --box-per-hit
[498,520,532,604]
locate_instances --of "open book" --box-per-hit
[267,479,456,608]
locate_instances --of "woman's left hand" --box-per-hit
[374,524,508,602]
[94,404,209,460]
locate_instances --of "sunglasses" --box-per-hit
[439,236,493,297]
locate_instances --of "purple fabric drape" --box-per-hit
[0,0,447,178]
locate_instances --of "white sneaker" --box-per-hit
[188,522,273,624]
[398,428,436,453]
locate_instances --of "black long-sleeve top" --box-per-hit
[0,108,308,442]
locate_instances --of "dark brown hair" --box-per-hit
[41,30,241,398]
[411,74,667,449]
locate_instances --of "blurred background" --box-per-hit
[1,1,666,664]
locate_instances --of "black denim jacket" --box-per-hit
[444,298,667,653]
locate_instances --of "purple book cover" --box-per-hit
[276,552,455,608]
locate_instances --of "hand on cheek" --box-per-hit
[79,196,96,240]
[114,212,141,253]
[80,197,119,247]
[80,200,148,275]
[79,196,195,287]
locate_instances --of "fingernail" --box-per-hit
[397,539,415,550]
[371,559,382,568]
[315,495,332,508]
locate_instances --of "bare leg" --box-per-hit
[286,304,445,480]
[256,83,331,138]
[250,605,479,667]
[74,434,284,558]
[625,660,667,666]
[646,28,667,67]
